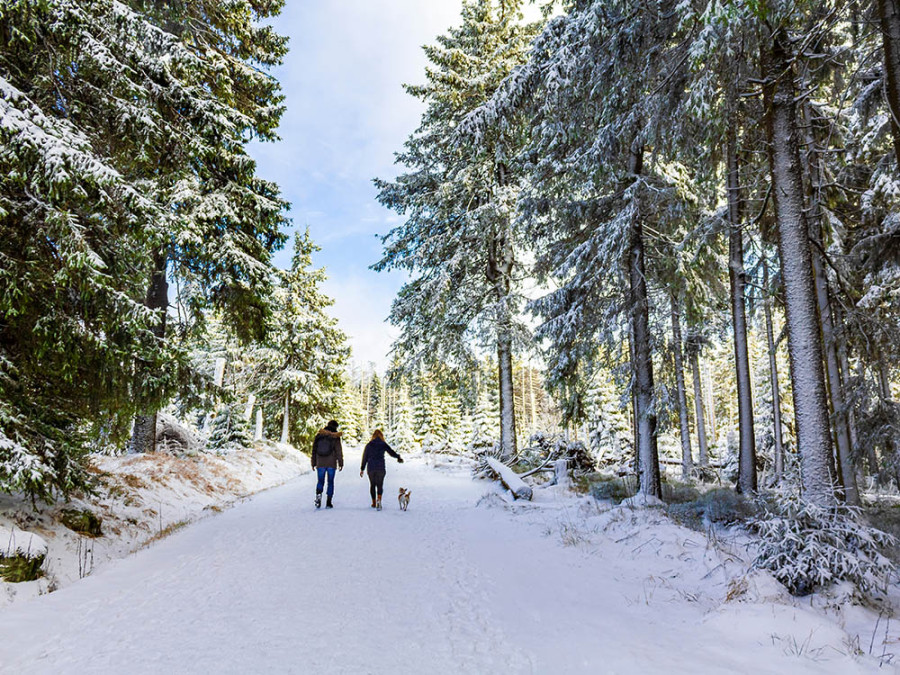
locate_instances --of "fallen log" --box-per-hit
[485,457,533,500]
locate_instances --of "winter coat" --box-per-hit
[360,438,401,474]
[311,429,343,470]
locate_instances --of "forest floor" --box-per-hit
[0,448,898,674]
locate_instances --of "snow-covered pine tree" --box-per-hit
[835,2,900,489]
[387,383,417,453]
[336,379,365,447]
[374,0,543,460]
[583,369,631,470]
[207,403,254,454]
[0,0,194,496]
[462,0,703,498]
[0,1,291,493]
[242,230,350,448]
[128,0,290,454]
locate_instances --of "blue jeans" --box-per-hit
[316,467,336,497]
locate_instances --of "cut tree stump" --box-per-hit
[485,457,533,500]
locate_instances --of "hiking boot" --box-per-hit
[326,496,333,509]
[315,493,322,509]
[376,496,382,511]
[371,499,376,508]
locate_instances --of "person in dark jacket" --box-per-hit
[360,429,403,510]
[311,420,344,509]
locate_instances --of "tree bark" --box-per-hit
[877,355,898,487]
[280,390,290,445]
[689,346,710,468]
[670,294,693,480]
[879,0,900,167]
[762,258,785,484]
[629,336,641,476]
[496,334,518,459]
[628,144,661,498]
[800,100,858,505]
[131,249,169,454]
[528,366,537,432]
[725,131,757,494]
[762,28,836,506]
[704,362,717,445]
[488,161,518,460]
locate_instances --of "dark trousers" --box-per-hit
[368,470,386,502]
[316,467,336,497]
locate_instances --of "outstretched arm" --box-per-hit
[386,444,403,463]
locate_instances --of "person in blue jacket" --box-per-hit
[360,429,403,510]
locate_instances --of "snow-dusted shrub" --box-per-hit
[589,475,638,504]
[718,430,739,485]
[59,508,103,537]
[0,554,45,583]
[667,488,757,531]
[206,404,253,453]
[660,480,701,505]
[0,392,89,501]
[750,495,897,597]
[0,527,47,582]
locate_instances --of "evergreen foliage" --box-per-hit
[207,403,253,453]
[375,0,544,458]
[752,496,896,597]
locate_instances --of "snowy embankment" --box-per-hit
[0,448,897,673]
[0,441,309,608]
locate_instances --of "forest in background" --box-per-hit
[372,0,900,511]
[6,0,900,600]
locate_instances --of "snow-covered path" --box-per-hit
[0,451,886,674]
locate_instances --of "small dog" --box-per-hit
[398,487,411,511]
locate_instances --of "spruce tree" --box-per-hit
[374,0,542,459]
[242,230,350,447]
[130,0,291,453]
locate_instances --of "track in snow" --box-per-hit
[0,450,880,674]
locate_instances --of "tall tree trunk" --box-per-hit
[726,131,757,494]
[876,355,899,487]
[801,101,858,504]
[496,334,517,459]
[628,144,661,498]
[837,327,873,475]
[762,28,836,506]
[704,362,717,445]
[280,390,290,445]
[762,258,786,483]
[528,366,537,432]
[488,243,517,460]
[131,249,169,454]
[670,294,693,480]
[689,346,710,468]
[629,336,641,476]
[879,0,900,166]
[488,162,518,460]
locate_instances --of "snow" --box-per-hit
[0,441,309,609]
[0,527,47,559]
[485,456,533,500]
[0,449,896,673]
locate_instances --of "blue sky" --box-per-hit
[248,1,471,370]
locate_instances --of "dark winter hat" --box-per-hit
[326,420,339,432]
